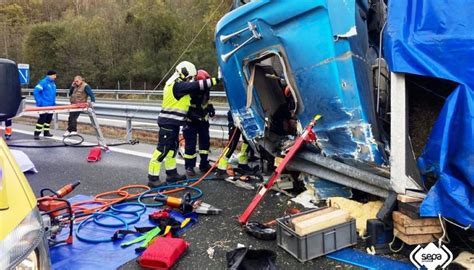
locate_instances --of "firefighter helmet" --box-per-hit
[176,61,197,80]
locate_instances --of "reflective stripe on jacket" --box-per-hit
[158,81,191,126]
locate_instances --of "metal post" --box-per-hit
[389,73,424,193]
[126,118,133,142]
[145,82,150,101]
[87,108,108,151]
[117,81,120,100]
[390,72,408,194]
[53,113,58,130]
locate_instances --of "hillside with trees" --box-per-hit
[0,0,232,89]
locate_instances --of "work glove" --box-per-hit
[206,104,215,117]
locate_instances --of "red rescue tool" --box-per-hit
[238,114,321,224]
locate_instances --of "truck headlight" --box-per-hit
[0,208,45,269]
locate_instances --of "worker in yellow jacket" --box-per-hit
[147,61,218,187]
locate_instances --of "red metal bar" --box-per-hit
[238,114,321,224]
[24,103,89,112]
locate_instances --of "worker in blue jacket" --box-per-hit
[33,70,57,140]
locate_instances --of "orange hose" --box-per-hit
[94,190,129,202]
[117,185,150,197]
[70,128,239,222]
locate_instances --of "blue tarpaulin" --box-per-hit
[384,0,474,227]
[327,248,415,270]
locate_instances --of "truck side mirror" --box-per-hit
[0,59,22,122]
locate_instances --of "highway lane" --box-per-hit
[7,132,353,270]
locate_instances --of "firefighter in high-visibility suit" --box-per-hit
[147,61,218,187]
[215,110,255,176]
[183,69,215,176]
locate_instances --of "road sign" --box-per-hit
[18,63,29,85]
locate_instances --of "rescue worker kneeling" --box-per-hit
[215,110,256,177]
[148,61,219,187]
[183,69,215,177]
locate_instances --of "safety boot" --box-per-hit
[213,169,228,179]
[4,134,11,140]
[238,164,259,173]
[199,163,213,173]
[166,169,187,183]
[34,131,41,140]
[147,175,165,188]
[43,131,53,137]
[186,167,196,177]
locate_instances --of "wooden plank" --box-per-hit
[394,228,440,245]
[398,202,422,219]
[392,211,440,227]
[394,223,442,235]
[290,207,338,228]
[397,194,423,203]
[294,209,350,236]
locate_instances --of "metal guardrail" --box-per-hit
[22,88,228,100]
[24,100,229,140]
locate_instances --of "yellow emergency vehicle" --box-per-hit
[0,58,51,269]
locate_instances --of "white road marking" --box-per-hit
[9,127,186,164]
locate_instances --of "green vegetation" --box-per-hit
[0,0,231,89]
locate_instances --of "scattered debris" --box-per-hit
[225,176,255,190]
[328,197,383,236]
[243,222,276,240]
[10,149,38,173]
[193,201,222,215]
[273,174,294,190]
[207,247,215,259]
[451,251,474,269]
[298,173,352,201]
[226,247,277,270]
[291,189,318,209]
[270,186,294,198]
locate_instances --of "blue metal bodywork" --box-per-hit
[216,0,385,167]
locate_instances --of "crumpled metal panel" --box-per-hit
[216,0,385,167]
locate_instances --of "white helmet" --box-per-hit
[176,61,197,80]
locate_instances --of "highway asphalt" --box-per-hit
[9,130,361,269]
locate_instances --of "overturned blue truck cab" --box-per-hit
[216,0,398,198]
[216,0,474,228]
